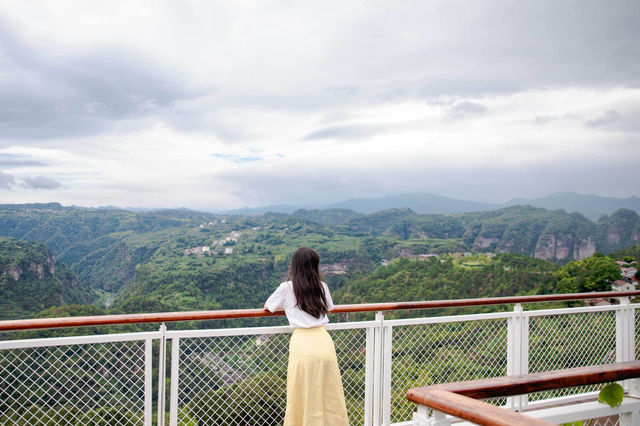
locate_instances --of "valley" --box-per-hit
[0,203,639,323]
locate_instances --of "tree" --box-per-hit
[554,254,620,293]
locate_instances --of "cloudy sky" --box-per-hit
[1,1,639,210]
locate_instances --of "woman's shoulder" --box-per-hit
[279,280,293,290]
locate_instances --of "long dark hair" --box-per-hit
[289,247,328,319]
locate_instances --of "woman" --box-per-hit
[265,247,349,426]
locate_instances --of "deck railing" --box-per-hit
[407,361,640,425]
[1,290,639,425]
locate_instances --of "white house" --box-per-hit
[612,279,636,292]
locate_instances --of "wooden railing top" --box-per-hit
[0,290,638,332]
[406,361,640,426]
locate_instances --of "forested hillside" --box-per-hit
[0,203,638,321]
[334,254,558,312]
[335,251,625,315]
[340,206,640,262]
[0,237,94,319]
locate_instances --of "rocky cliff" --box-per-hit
[0,237,94,320]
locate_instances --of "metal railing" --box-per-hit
[0,291,639,425]
[407,361,640,425]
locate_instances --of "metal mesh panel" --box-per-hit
[176,327,367,426]
[587,415,620,426]
[332,328,368,425]
[390,319,508,424]
[635,307,640,360]
[528,310,616,401]
[0,340,146,425]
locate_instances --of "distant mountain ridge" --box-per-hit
[327,192,500,214]
[505,192,640,221]
[9,192,635,221]
[216,191,640,220]
[215,192,499,216]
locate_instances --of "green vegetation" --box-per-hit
[335,253,559,317]
[599,383,624,408]
[0,204,637,324]
[554,253,621,293]
[185,372,286,425]
[610,245,640,262]
[0,202,638,425]
[0,237,94,320]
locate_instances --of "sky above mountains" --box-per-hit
[1,1,639,209]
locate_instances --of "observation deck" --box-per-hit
[2,291,640,425]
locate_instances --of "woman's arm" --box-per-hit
[264,282,287,312]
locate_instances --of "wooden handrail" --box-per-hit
[0,290,638,332]
[406,361,640,426]
[411,389,553,426]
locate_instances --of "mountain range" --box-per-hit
[1,201,639,321]
[219,192,640,221]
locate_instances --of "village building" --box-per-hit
[621,267,638,280]
[417,254,438,260]
[612,279,636,292]
[184,246,211,256]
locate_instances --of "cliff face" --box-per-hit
[534,234,570,261]
[596,209,640,254]
[573,237,597,259]
[364,206,639,263]
[463,208,638,263]
[532,234,596,262]
[3,256,56,281]
[0,237,93,320]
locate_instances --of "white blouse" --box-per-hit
[265,280,334,329]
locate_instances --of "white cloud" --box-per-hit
[22,175,63,189]
[0,171,15,189]
[0,1,639,208]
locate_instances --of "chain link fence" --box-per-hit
[0,336,151,425]
[0,303,637,425]
[172,326,369,426]
[528,309,617,402]
[389,318,508,423]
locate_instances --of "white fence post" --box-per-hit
[157,323,167,426]
[617,297,631,363]
[365,326,375,426]
[620,297,636,361]
[373,312,384,426]
[617,297,635,393]
[507,303,529,410]
[521,307,530,409]
[382,322,393,425]
[169,337,180,426]
[507,304,522,410]
[144,337,153,426]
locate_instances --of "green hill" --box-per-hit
[334,254,558,310]
[0,237,95,320]
[334,251,622,316]
[610,245,640,262]
[340,206,639,263]
[0,204,638,321]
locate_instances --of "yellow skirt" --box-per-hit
[284,326,349,426]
